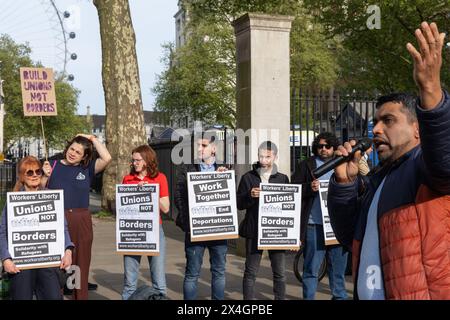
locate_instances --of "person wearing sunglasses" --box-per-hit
[120,144,170,300]
[291,132,348,300]
[0,156,74,299]
[42,133,111,300]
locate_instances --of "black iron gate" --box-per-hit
[290,88,378,172]
[0,162,16,208]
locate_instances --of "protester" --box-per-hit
[43,134,111,300]
[121,145,170,300]
[0,156,73,300]
[291,133,348,300]
[328,22,450,299]
[174,133,228,300]
[237,141,289,300]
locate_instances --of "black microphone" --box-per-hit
[312,138,372,179]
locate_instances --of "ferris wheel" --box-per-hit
[0,0,78,80]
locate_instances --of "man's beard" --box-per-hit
[319,153,332,161]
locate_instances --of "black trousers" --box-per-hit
[9,267,62,300]
[242,237,286,300]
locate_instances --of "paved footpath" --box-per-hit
[86,193,354,300]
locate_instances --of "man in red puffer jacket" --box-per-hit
[328,22,450,300]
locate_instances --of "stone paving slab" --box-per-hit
[87,215,354,300]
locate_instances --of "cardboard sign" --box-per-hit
[187,171,239,241]
[20,67,57,116]
[257,183,302,250]
[6,190,65,269]
[115,184,160,255]
[319,180,339,246]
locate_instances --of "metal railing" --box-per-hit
[0,162,16,205]
[290,88,379,172]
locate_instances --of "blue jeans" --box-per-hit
[183,237,227,300]
[122,224,166,300]
[303,224,348,300]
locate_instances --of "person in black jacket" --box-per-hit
[291,132,348,300]
[237,141,289,300]
[174,134,228,300]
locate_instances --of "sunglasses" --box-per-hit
[25,169,43,177]
[318,144,333,150]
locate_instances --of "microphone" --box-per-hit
[312,138,372,179]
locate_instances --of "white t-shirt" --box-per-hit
[259,169,271,183]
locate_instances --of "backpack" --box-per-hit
[127,285,169,300]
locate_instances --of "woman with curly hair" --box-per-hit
[43,133,111,300]
[121,145,170,300]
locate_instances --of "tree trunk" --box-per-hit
[94,0,146,212]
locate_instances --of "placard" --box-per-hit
[319,180,339,245]
[20,67,57,116]
[6,190,65,269]
[187,171,239,241]
[115,184,160,255]
[258,183,302,250]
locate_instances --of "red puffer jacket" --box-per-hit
[329,90,450,300]
[351,185,450,299]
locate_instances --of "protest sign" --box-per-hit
[115,184,160,255]
[258,183,302,250]
[20,67,57,116]
[187,171,238,241]
[6,190,65,269]
[319,180,339,245]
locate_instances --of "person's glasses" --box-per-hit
[132,158,144,163]
[25,169,43,177]
[318,144,332,150]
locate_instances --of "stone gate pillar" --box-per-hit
[233,13,294,256]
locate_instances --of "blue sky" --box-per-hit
[1,0,178,115]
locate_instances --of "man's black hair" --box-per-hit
[312,132,339,156]
[197,131,216,143]
[258,141,278,155]
[375,93,418,123]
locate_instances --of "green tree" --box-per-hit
[153,0,339,128]
[0,34,89,153]
[153,27,236,128]
[303,0,449,93]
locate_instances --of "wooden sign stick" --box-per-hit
[40,116,48,161]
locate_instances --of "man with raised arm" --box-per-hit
[328,22,450,300]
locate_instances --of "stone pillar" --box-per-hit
[232,13,294,256]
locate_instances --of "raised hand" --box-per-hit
[406,22,445,109]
